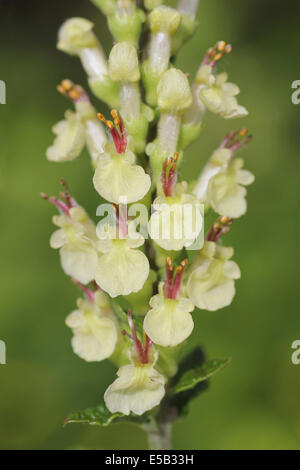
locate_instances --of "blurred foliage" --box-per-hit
[0,0,300,450]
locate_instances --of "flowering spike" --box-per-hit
[206,216,233,242]
[97,110,127,154]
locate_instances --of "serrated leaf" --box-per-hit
[172,358,231,395]
[64,403,155,428]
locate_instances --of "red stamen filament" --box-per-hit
[202,41,232,68]
[206,216,233,242]
[41,192,71,217]
[162,152,178,197]
[219,128,252,154]
[124,311,152,364]
[98,110,127,154]
[164,258,188,299]
[57,79,89,103]
[112,204,128,238]
[71,278,95,303]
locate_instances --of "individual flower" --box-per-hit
[95,210,150,297]
[149,68,192,182]
[196,41,248,119]
[186,221,241,311]
[92,0,145,47]
[104,312,165,416]
[171,0,199,54]
[207,160,255,219]
[142,6,181,106]
[93,111,151,203]
[149,154,203,250]
[42,182,98,284]
[57,17,99,55]
[194,128,254,218]
[57,18,119,108]
[66,284,118,362]
[143,258,194,347]
[46,109,86,163]
[46,80,107,166]
[108,42,153,154]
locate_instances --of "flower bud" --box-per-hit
[57,18,98,56]
[149,6,181,35]
[157,68,192,113]
[90,0,117,16]
[108,42,140,83]
[145,0,163,10]
[107,6,145,46]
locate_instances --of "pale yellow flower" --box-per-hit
[50,206,98,284]
[187,241,241,311]
[104,313,165,415]
[207,157,255,218]
[197,65,248,119]
[143,292,194,347]
[93,143,151,204]
[46,110,86,162]
[149,182,203,251]
[144,259,194,347]
[66,291,118,362]
[95,222,150,297]
[46,81,107,165]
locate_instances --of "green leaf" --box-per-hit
[172,358,231,395]
[160,350,231,417]
[64,403,155,428]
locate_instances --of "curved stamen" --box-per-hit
[41,192,71,217]
[202,41,232,68]
[71,278,95,303]
[206,216,233,242]
[161,152,178,197]
[123,311,152,364]
[164,257,188,299]
[97,110,127,154]
[57,79,89,103]
[219,128,252,154]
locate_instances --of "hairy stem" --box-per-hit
[145,422,172,450]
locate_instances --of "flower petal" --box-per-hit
[144,296,194,347]
[50,229,66,249]
[46,111,86,162]
[70,315,117,362]
[95,244,149,297]
[93,152,151,204]
[60,242,98,284]
[104,364,165,416]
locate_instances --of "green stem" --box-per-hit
[144,422,172,450]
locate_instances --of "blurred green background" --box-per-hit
[0,0,300,450]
